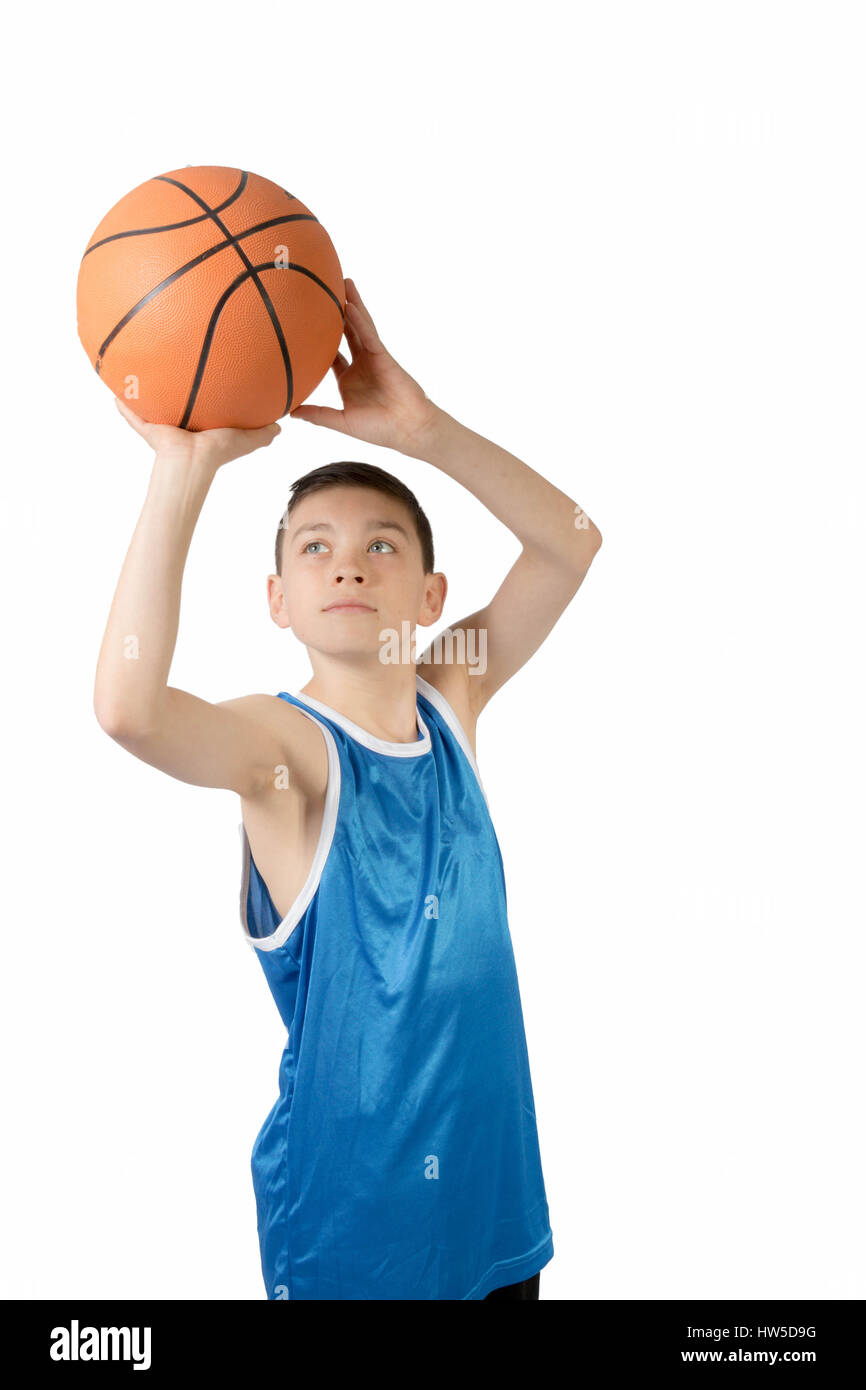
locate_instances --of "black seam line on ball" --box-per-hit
[159,175,297,422]
[179,260,291,428]
[93,212,322,372]
[81,170,254,259]
[179,261,344,430]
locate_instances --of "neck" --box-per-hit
[300,657,421,743]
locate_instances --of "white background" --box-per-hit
[2,0,863,1300]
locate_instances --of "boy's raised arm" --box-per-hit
[407,407,602,715]
[93,402,287,797]
[289,277,602,718]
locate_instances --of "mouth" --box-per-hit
[323,602,376,613]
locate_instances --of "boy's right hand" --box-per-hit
[114,396,281,468]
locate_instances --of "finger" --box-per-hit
[345,295,383,352]
[344,300,374,350]
[114,397,148,436]
[346,279,377,332]
[290,404,351,433]
[346,277,367,311]
[230,427,280,457]
[341,302,363,357]
[332,350,350,378]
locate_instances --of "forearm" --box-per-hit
[405,406,601,566]
[93,451,218,730]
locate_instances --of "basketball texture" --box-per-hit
[76,166,346,431]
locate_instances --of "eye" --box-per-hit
[369,539,396,553]
[302,540,327,554]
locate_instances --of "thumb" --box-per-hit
[115,396,149,437]
[230,420,282,455]
[290,404,350,433]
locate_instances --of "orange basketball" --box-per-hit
[76,166,346,431]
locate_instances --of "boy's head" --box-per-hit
[268,461,446,660]
[274,461,434,577]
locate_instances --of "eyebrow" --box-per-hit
[289,519,412,546]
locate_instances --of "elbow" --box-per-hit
[570,522,602,573]
[570,505,602,554]
[93,693,152,740]
[583,523,602,562]
[582,509,602,546]
[94,698,126,739]
[93,688,115,735]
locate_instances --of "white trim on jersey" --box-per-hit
[238,676,488,951]
[282,688,432,757]
[414,673,488,806]
[238,707,341,953]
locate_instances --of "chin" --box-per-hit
[303,633,386,659]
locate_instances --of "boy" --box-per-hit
[96,278,602,1300]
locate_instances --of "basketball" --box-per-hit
[76,166,346,431]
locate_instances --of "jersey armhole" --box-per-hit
[415,673,489,806]
[237,710,341,952]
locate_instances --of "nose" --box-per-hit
[329,546,370,581]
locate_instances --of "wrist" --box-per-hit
[398,402,452,460]
[152,447,221,481]
[147,450,221,515]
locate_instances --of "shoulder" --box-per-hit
[218,691,311,740]
[227,692,330,803]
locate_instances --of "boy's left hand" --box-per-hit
[290,278,439,454]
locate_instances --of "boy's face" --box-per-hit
[268,485,446,659]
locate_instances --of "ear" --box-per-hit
[267,574,292,630]
[418,571,447,625]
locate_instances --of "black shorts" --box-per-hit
[483,1270,540,1301]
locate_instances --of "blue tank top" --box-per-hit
[237,672,554,1299]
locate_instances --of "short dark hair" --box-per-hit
[275,461,435,576]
